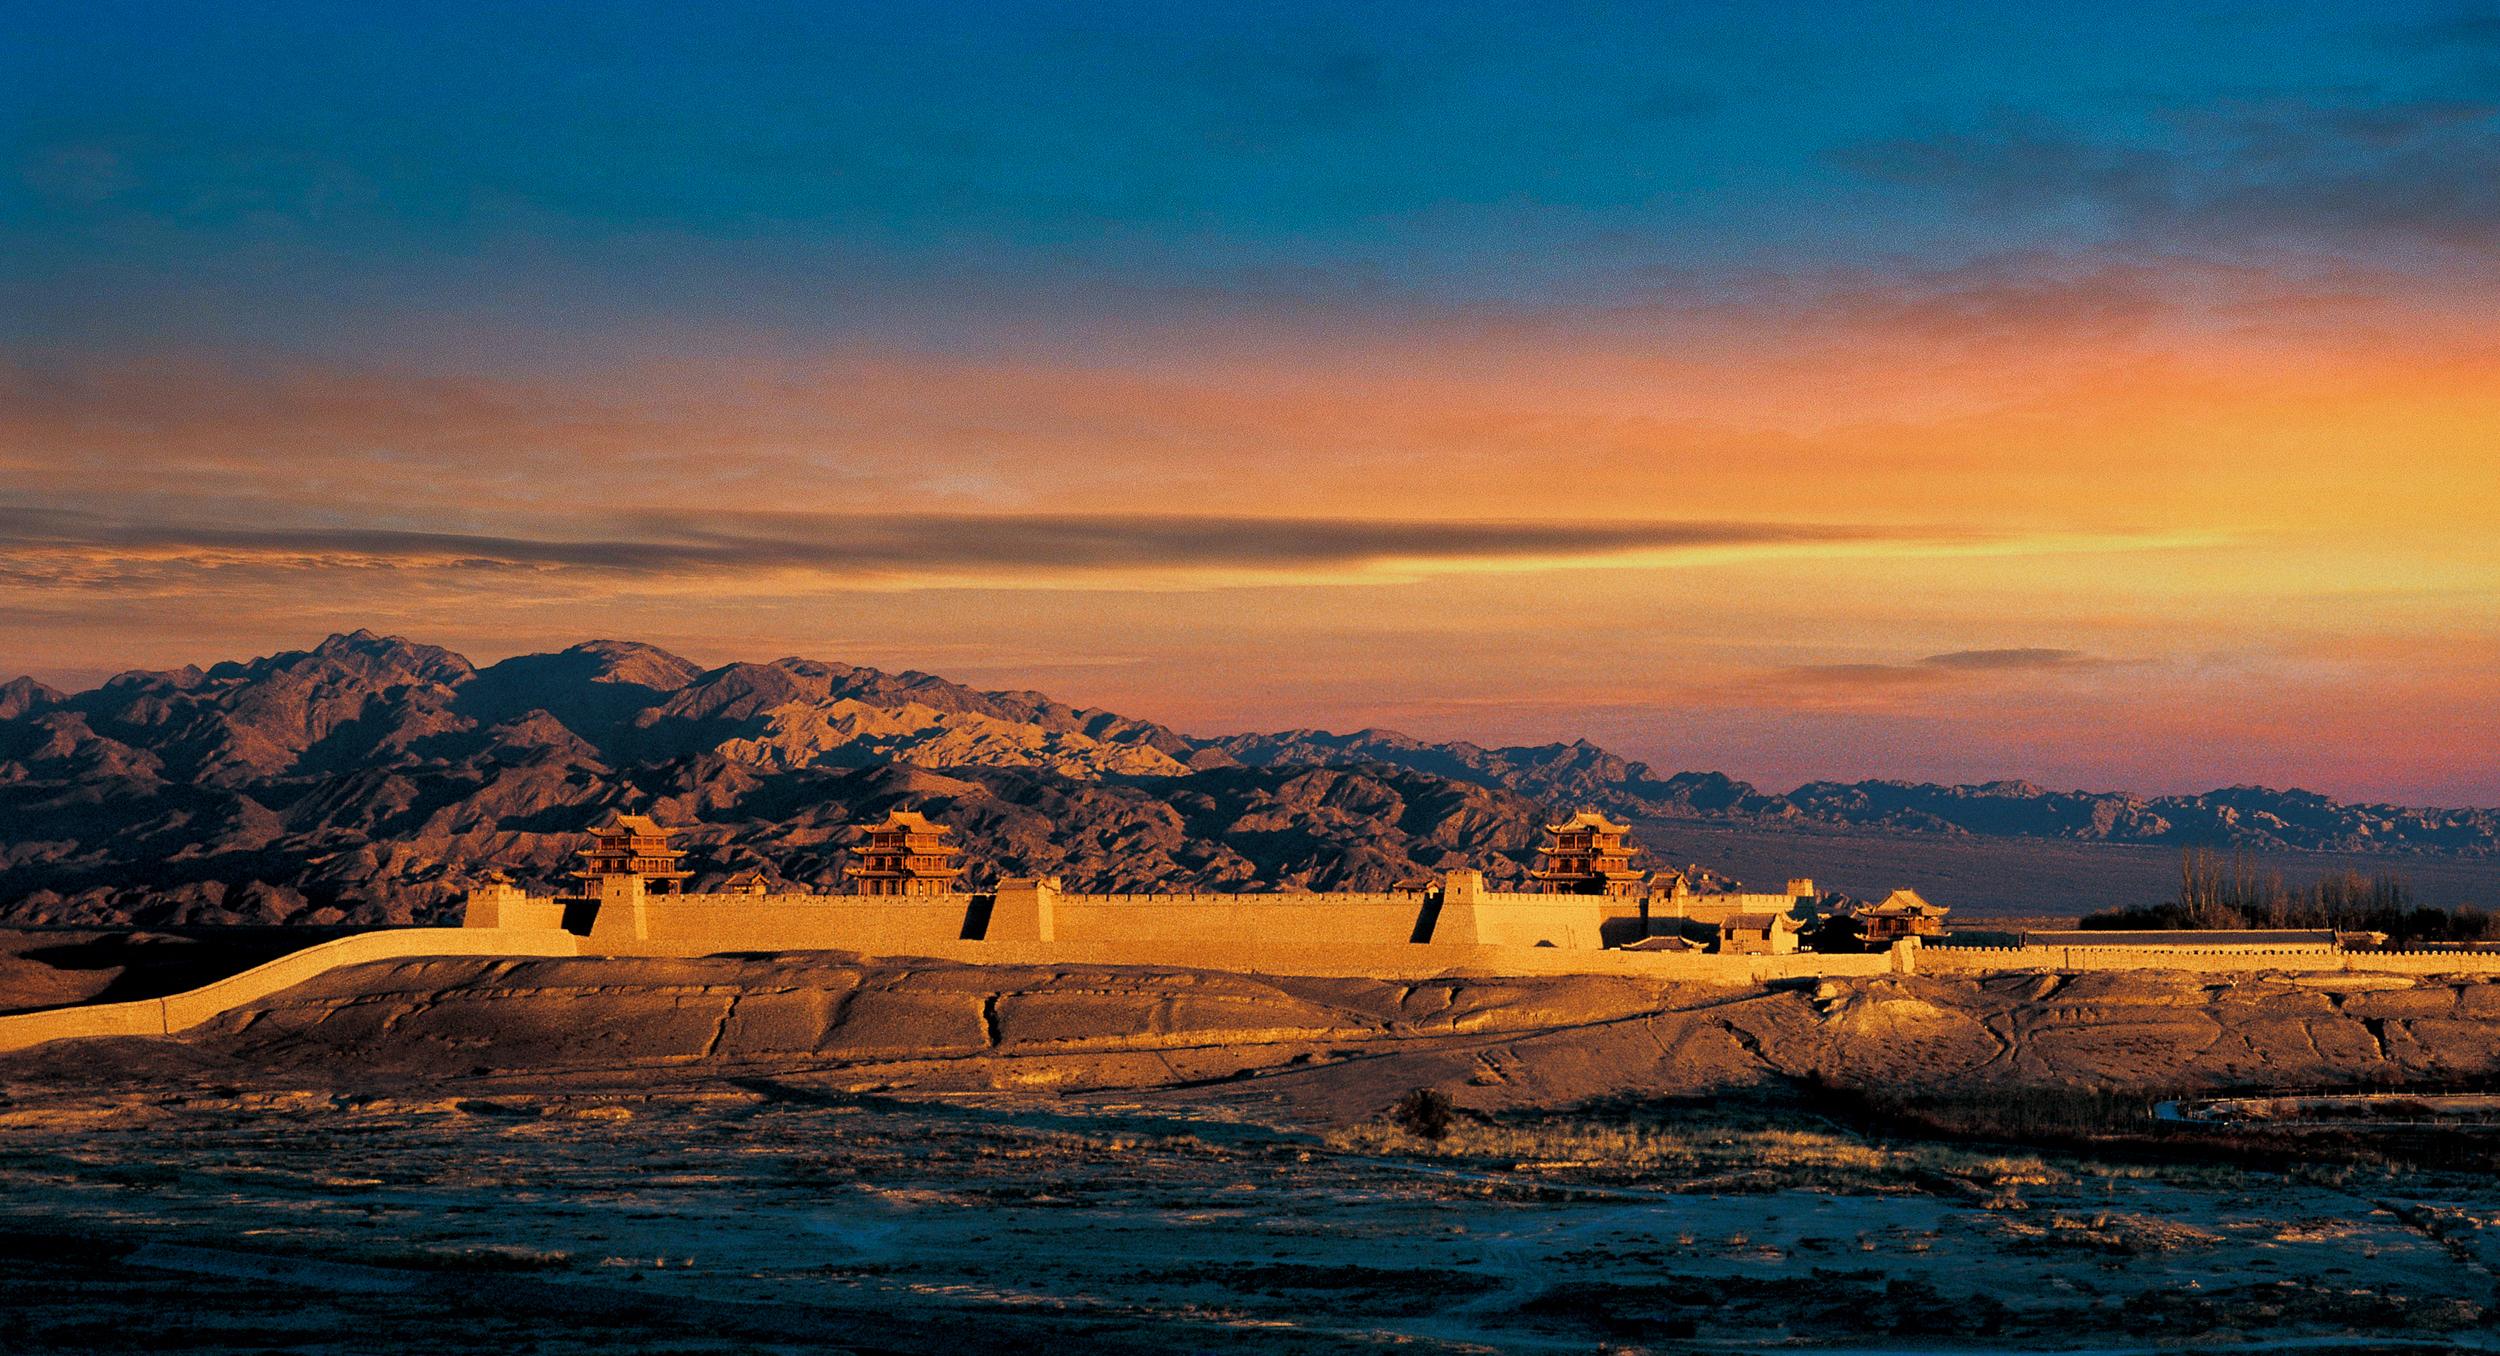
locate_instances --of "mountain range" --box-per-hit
[2,631,2493,926]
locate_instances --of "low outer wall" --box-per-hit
[0,927,582,1055]
[977,941,1897,983]
[2324,951,2500,975]
[601,938,1904,983]
[1920,945,2500,977]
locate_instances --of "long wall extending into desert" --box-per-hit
[460,870,2500,984]
[8,868,2500,1057]
[469,869,1671,960]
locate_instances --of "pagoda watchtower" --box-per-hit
[573,813,693,895]
[1529,810,1648,897]
[848,810,965,896]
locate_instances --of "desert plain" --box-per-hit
[7,937,2500,1353]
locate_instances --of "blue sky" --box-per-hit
[10,1,2496,355]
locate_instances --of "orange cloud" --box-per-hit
[4,252,2497,801]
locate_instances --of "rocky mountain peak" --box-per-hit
[0,677,62,721]
[303,630,476,685]
[101,663,209,692]
[560,640,705,690]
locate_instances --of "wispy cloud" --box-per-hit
[1918,647,2093,671]
[1777,647,2102,693]
[0,504,1977,592]
[1835,97,2500,255]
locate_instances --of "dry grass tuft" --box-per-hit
[1324,1110,2073,1196]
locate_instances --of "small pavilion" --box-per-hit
[1853,889,1950,943]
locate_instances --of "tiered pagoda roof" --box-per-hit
[573,812,694,894]
[1859,888,1947,919]
[848,809,966,896]
[1528,809,1649,897]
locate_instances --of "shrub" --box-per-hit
[1390,1088,1457,1140]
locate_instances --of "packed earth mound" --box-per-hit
[12,957,2499,1120]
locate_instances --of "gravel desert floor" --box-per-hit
[6,949,2500,1352]
[6,1079,2500,1353]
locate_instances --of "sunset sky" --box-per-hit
[5,2,2497,802]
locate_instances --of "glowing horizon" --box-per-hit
[6,2,2498,803]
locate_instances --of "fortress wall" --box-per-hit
[1048,894,1428,947]
[0,995,167,1045]
[581,892,1433,954]
[463,890,566,931]
[462,885,2500,984]
[585,892,973,955]
[156,927,582,1029]
[551,885,1873,979]
[989,940,2491,982]
[1918,945,2500,976]
[508,899,569,930]
[1648,892,1812,925]
[1921,946,2331,975]
[583,888,1653,954]
[701,939,1902,983]
[1440,892,1647,949]
[2310,950,2500,976]
[0,927,583,1055]
[1738,950,1899,982]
